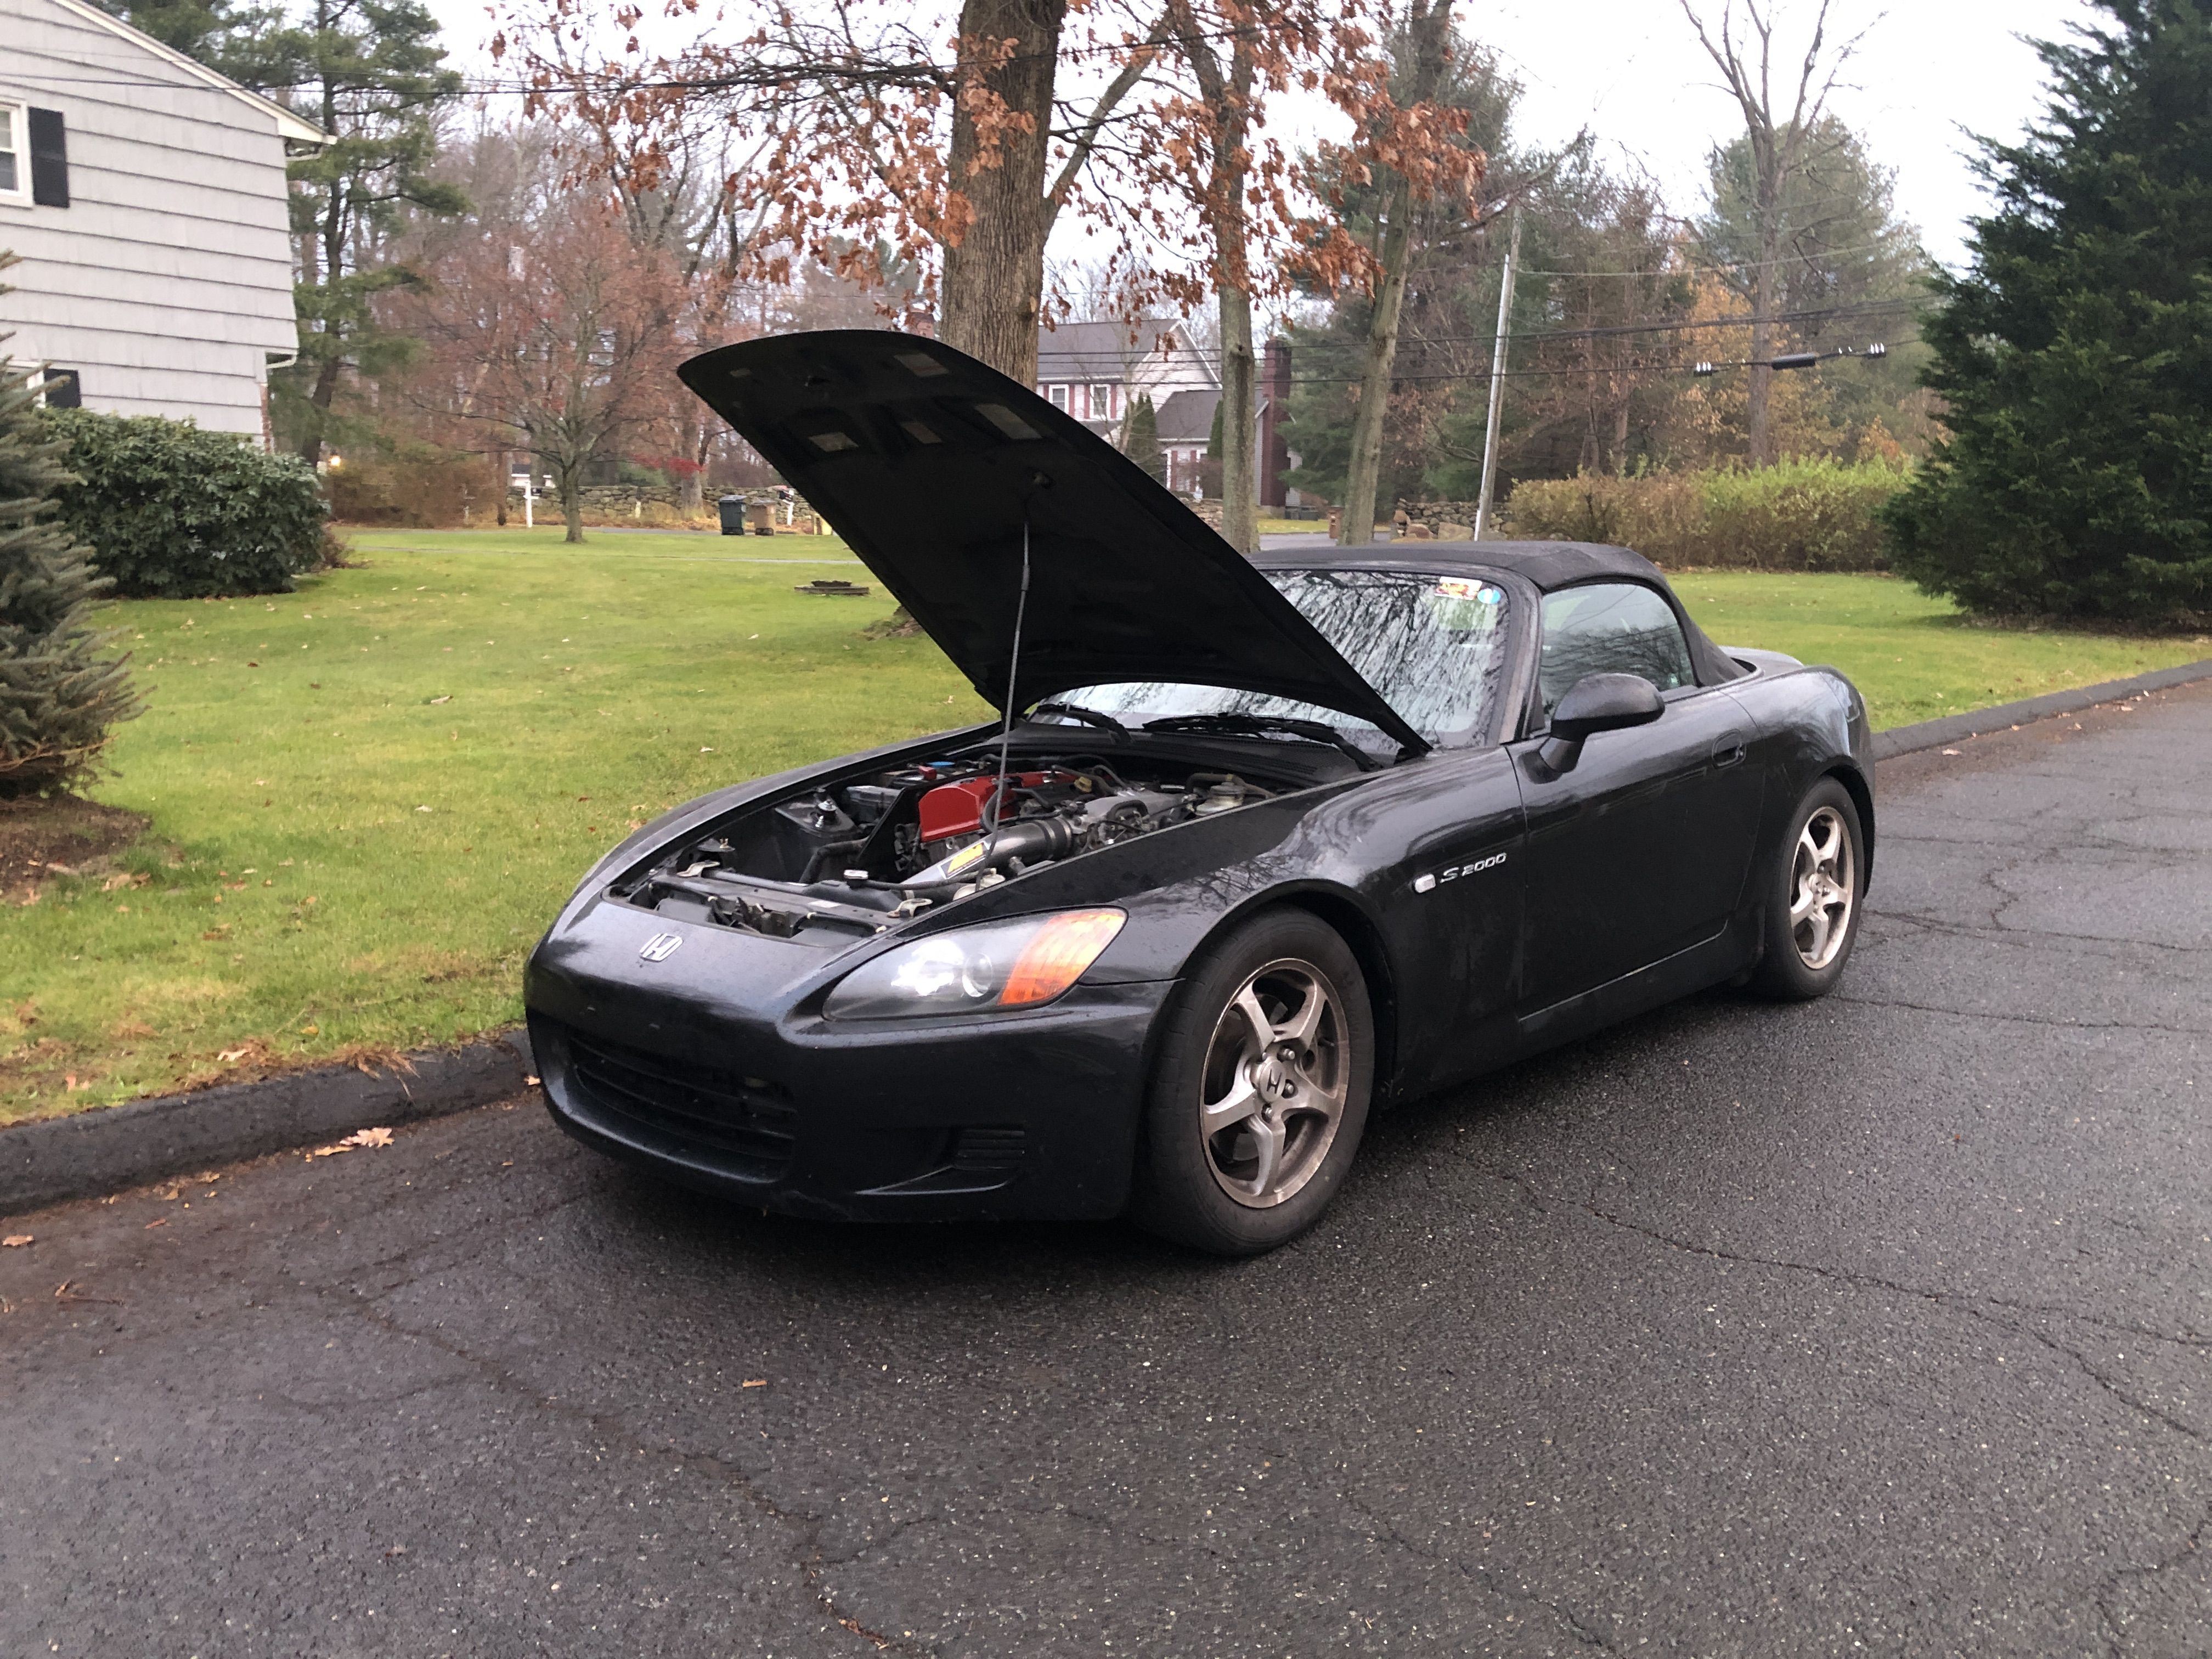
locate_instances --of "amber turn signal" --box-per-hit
[998,910,1127,1007]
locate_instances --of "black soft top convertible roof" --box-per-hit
[1251,539,1747,687]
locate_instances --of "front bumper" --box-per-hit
[526,940,1171,1222]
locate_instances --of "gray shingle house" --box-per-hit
[1035,321,1300,505]
[1,0,324,440]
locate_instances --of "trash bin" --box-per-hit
[716,495,746,536]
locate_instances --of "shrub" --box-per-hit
[0,362,142,795]
[41,410,326,597]
[324,444,501,529]
[1503,459,1906,571]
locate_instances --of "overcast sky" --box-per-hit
[1474,0,2097,268]
[427,0,2098,272]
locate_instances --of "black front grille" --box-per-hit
[561,1027,797,1183]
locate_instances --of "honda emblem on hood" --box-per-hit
[639,932,684,962]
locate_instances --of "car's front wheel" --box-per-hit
[1746,776,1866,1000]
[1130,909,1374,1255]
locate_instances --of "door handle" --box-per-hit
[1712,733,1747,768]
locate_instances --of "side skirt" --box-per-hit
[1513,913,1759,1053]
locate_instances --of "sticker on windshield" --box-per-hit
[1433,578,1502,604]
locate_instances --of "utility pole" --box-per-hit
[1471,203,1521,543]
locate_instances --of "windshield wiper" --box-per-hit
[1029,701,1130,740]
[1142,712,1381,772]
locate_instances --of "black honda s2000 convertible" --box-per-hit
[524,330,1874,1254]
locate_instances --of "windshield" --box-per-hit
[1051,568,1510,748]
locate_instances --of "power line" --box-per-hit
[1515,236,1913,280]
[1040,298,1921,369]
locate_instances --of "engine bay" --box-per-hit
[610,751,1281,941]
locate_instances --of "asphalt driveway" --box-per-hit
[4,680,2208,1658]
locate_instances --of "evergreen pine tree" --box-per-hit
[1125,393,1166,484]
[0,267,143,795]
[1884,0,2212,620]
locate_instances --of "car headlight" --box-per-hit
[822,909,1126,1020]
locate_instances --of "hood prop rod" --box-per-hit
[986,515,1034,834]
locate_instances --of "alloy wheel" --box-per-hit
[1789,804,1857,970]
[1198,957,1349,1209]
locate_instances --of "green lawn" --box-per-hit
[2,533,2204,1123]
[1672,572,2207,729]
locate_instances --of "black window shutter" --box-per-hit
[42,369,82,409]
[29,109,69,208]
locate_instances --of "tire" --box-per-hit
[1128,908,1374,1256]
[1745,776,1866,1001]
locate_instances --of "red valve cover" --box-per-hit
[917,772,1051,842]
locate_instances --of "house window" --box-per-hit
[38,368,81,409]
[1090,384,1114,421]
[1048,385,1069,411]
[0,105,25,204]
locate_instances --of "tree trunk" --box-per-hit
[1747,236,1776,467]
[494,447,508,525]
[1212,35,1259,557]
[1338,0,1453,549]
[297,354,342,465]
[1744,137,1784,468]
[559,465,584,544]
[938,0,1066,382]
[1218,285,1256,555]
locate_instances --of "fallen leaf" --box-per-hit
[524,1074,541,1085]
[304,1143,350,1159]
[2,1235,31,1248]
[384,1545,408,1559]
[217,1046,252,1063]
[428,695,452,704]
[415,805,433,814]
[341,1126,394,1149]
[144,1217,168,1229]
[742,1379,768,1388]
[1941,747,1961,756]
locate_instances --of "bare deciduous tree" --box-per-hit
[1676,0,1875,465]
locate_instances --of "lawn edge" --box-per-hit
[1,1030,534,1218]
[7,653,2207,1218]
[1869,656,2212,759]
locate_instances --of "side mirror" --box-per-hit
[1538,672,1664,772]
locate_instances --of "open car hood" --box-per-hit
[678,331,1430,755]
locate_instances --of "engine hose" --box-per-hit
[800,838,868,884]
[901,813,1077,894]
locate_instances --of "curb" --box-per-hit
[1870,656,2212,761]
[5,654,2207,1218]
[1,1031,534,1219]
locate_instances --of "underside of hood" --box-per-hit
[676,331,1427,754]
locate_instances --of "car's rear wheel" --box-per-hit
[1746,777,1865,1000]
[1130,909,1374,1255]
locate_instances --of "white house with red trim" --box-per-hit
[0,0,325,441]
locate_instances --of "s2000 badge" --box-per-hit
[639,932,684,962]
